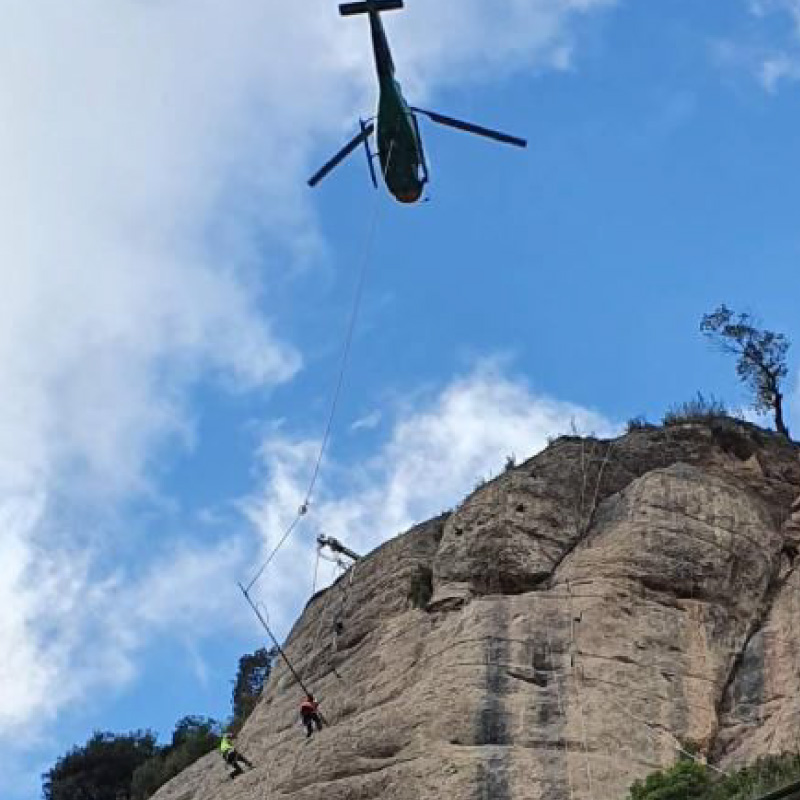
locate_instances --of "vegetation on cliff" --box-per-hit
[628,754,800,800]
[42,647,276,800]
[701,305,792,440]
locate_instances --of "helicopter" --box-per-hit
[308,0,527,203]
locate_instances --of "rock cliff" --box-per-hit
[152,419,800,800]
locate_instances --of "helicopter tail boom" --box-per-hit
[339,0,403,16]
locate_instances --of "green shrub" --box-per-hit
[130,717,220,800]
[627,416,652,432]
[663,393,729,426]
[628,760,712,800]
[625,753,800,800]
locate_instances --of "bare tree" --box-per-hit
[701,305,791,439]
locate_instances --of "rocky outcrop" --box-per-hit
[151,419,800,800]
[713,492,800,763]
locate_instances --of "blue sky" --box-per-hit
[3,1,800,797]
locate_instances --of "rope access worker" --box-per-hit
[219,731,253,778]
[300,694,323,738]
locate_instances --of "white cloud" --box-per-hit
[350,410,382,432]
[243,362,617,630]
[383,0,617,96]
[717,0,800,91]
[0,0,618,782]
[759,51,800,91]
[0,509,249,733]
[750,0,800,29]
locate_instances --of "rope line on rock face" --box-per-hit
[243,141,396,596]
[565,580,596,800]
[310,561,344,655]
[545,621,576,800]
[599,688,729,777]
[562,581,731,780]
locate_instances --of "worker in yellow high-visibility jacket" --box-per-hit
[220,732,253,778]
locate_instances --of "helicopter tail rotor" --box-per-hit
[339,0,404,16]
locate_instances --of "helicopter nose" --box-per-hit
[394,184,423,203]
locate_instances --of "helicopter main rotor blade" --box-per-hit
[308,122,376,187]
[412,107,527,149]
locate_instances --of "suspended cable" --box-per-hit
[243,141,396,595]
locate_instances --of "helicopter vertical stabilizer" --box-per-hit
[339,0,403,16]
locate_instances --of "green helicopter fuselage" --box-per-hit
[367,10,425,203]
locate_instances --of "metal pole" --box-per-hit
[239,583,311,694]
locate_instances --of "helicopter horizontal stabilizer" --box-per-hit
[339,0,404,16]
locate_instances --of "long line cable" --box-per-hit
[244,142,395,595]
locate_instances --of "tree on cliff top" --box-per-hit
[701,305,791,440]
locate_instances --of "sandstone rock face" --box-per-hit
[713,490,800,764]
[151,421,800,800]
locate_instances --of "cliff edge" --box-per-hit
[152,419,800,800]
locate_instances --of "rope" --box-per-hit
[545,620,576,800]
[243,141,396,595]
[245,511,306,593]
[599,685,729,776]
[310,561,343,655]
[333,561,358,637]
[566,580,596,800]
[562,580,731,779]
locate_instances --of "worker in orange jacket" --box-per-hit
[300,694,323,738]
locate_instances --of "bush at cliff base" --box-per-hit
[627,754,800,800]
